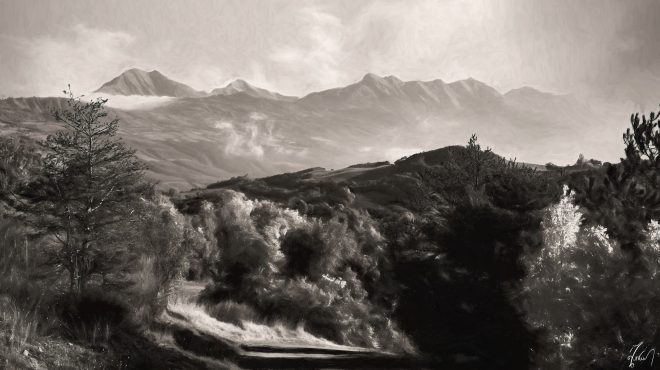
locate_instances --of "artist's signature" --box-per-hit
[627,341,656,368]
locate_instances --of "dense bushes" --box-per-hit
[183,201,219,280]
[280,227,325,278]
[518,107,660,368]
[522,106,660,367]
[389,202,546,368]
[193,135,565,367]
[200,189,413,352]
[394,254,537,369]
[126,195,191,321]
[523,187,660,368]
[193,108,660,367]
[195,159,557,363]
[0,136,41,199]
[375,136,560,368]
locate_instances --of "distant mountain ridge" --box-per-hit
[95,69,296,101]
[94,69,561,110]
[1,70,617,189]
[299,73,504,114]
[210,79,297,101]
[95,69,204,97]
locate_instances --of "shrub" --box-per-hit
[56,290,129,342]
[129,255,167,324]
[249,277,413,351]
[540,185,583,254]
[204,300,260,328]
[280,227,324,278]
[185,201,219,280]
[201,190,413,353]
[524,187,660,368]
[0,136,42,198]
[212,190,306,288]
[127,195,190,322]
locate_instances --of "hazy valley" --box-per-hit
[0,68,620,189]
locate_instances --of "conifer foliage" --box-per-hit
[23,88,149,293]
[574,106,660,251]
[624,108,660,163]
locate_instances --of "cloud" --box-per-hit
[269,5,346,93]
[213,119,266,157]
[88,93,175,110]
[212,115,303,159]
[264,1,520,94]
[213,121,234,130]
[345,1,518,88]
[2,0,659,106]
[249,112,268,121]
[0,24,136,97]
[310,136,335,145]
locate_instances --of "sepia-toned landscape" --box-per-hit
[2,1,660,369]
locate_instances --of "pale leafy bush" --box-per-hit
[204,300,260,328]
[640,220,660,278]
[540,185,583,257]
[129,194,190,321]
[214,190,306,281]
[524,187,660,368]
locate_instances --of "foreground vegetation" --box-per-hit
[2,89,660,369]
[0,92,210,368]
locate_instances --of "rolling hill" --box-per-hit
[177,145,549,218]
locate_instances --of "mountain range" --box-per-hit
[95,69,205,98]
[0,68,619,189]
[96,68,296,101]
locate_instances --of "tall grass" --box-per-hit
[65,319,112,349]
[0,220,57,359]
[130,255,173,324]
[0,244,45,363]
[0,297,38,352]
[203,300,260,328]
[168,298,358,350]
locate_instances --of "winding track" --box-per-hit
[151,282,435,369]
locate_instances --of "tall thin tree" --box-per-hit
[25,87,149,293]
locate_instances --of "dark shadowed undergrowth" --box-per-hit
[0,199,200,369]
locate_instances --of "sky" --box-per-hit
[1,0,660,107]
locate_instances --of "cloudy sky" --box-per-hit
[1,0,659,107]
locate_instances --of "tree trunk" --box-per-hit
[69,267,76,293]
[77,273,86,294]
[24,237,28,269]
[69,253,83,295]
